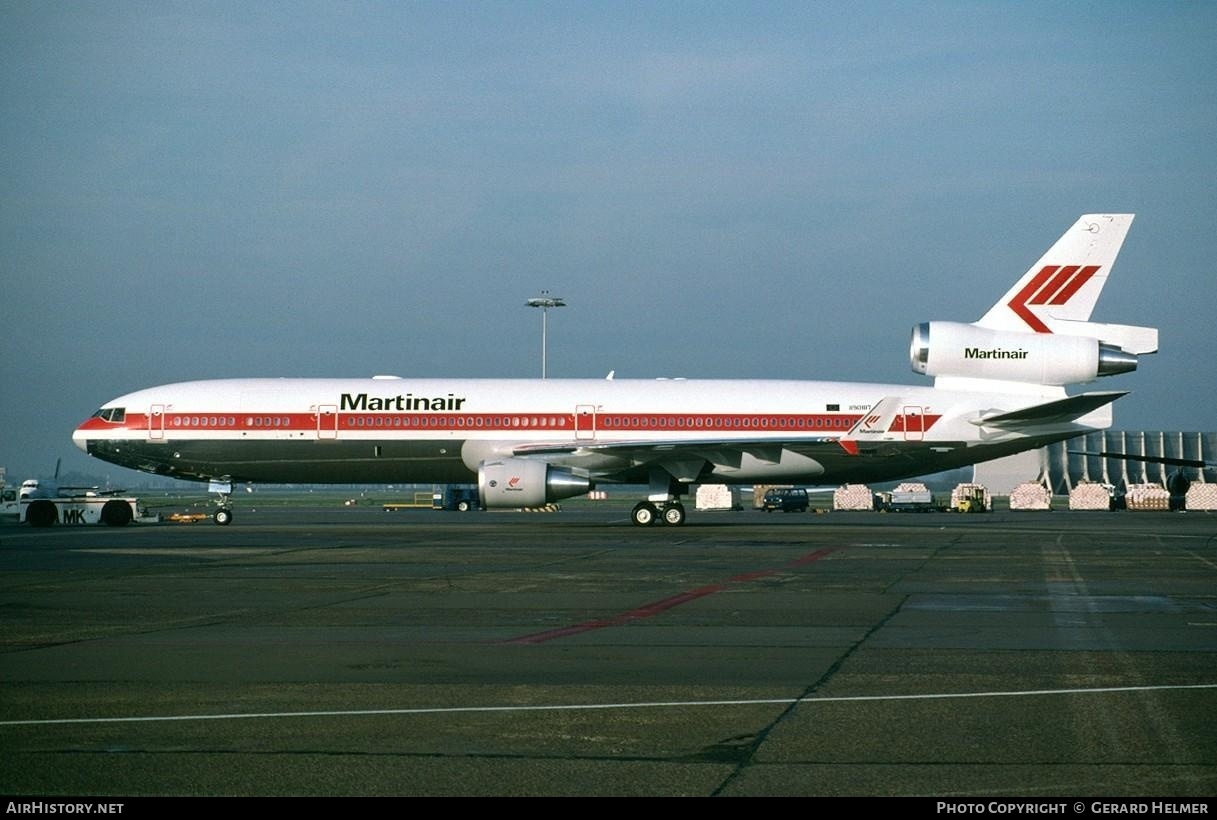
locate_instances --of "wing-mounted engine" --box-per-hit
[910,321,1146,386]
[478,458,592,508]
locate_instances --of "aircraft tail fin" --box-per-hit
[976,214,1134,333]
[913,214,1157,390]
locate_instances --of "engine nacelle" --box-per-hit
[911,321,1137,385]
[478,458,592,508]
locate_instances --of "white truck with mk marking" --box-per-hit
[12,478,143,527]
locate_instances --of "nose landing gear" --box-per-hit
[209,479,234,525]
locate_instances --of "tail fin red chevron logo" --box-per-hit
[1008,264,1101,333]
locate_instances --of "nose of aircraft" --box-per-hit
[72,425,90,454]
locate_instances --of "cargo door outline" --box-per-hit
[575,405,596,440]
[147,404,166,441]
[317,405,338,440]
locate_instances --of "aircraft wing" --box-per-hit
[508,390,1127,484]
[511,435,959,483]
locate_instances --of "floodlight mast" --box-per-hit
[525,291,566,379]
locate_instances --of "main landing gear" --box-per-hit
[630,500,686,527]
[631,467,690,526]
[210,479,234,526]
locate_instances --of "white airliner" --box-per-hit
[17,459,105,500]
[73,214,1157,526]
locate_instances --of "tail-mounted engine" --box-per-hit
[478,458,592,508]
[910,321,1139,386]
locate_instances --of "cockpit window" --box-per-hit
[91,408,126,423]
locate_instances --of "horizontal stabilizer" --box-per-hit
[1052,320,1159,354]
[973,391,1127,428]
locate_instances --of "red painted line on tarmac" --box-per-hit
[504,584,725,645]
[726,569,775,583]
[504,620,618,644]
[623,584,727,618]
[503,547,837,645]
[727,547,835,582]
[786,547,836,567]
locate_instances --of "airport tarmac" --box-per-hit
[1,505,1215,796]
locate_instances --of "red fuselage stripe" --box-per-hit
[81,410,918,434]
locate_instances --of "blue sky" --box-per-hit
[2,1,1214,482]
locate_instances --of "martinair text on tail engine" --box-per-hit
[964,347,1029,360]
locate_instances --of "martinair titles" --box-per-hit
[340,393,468,412]
[964,347,1029,360]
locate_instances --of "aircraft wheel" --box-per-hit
[631,501,659,526]
[101,500,132,526]
[661,503,686,526]
[214,508,233,526]
[27,500,57,527]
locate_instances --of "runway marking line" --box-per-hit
[2,683,1214,727]
[503,548,835,645]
